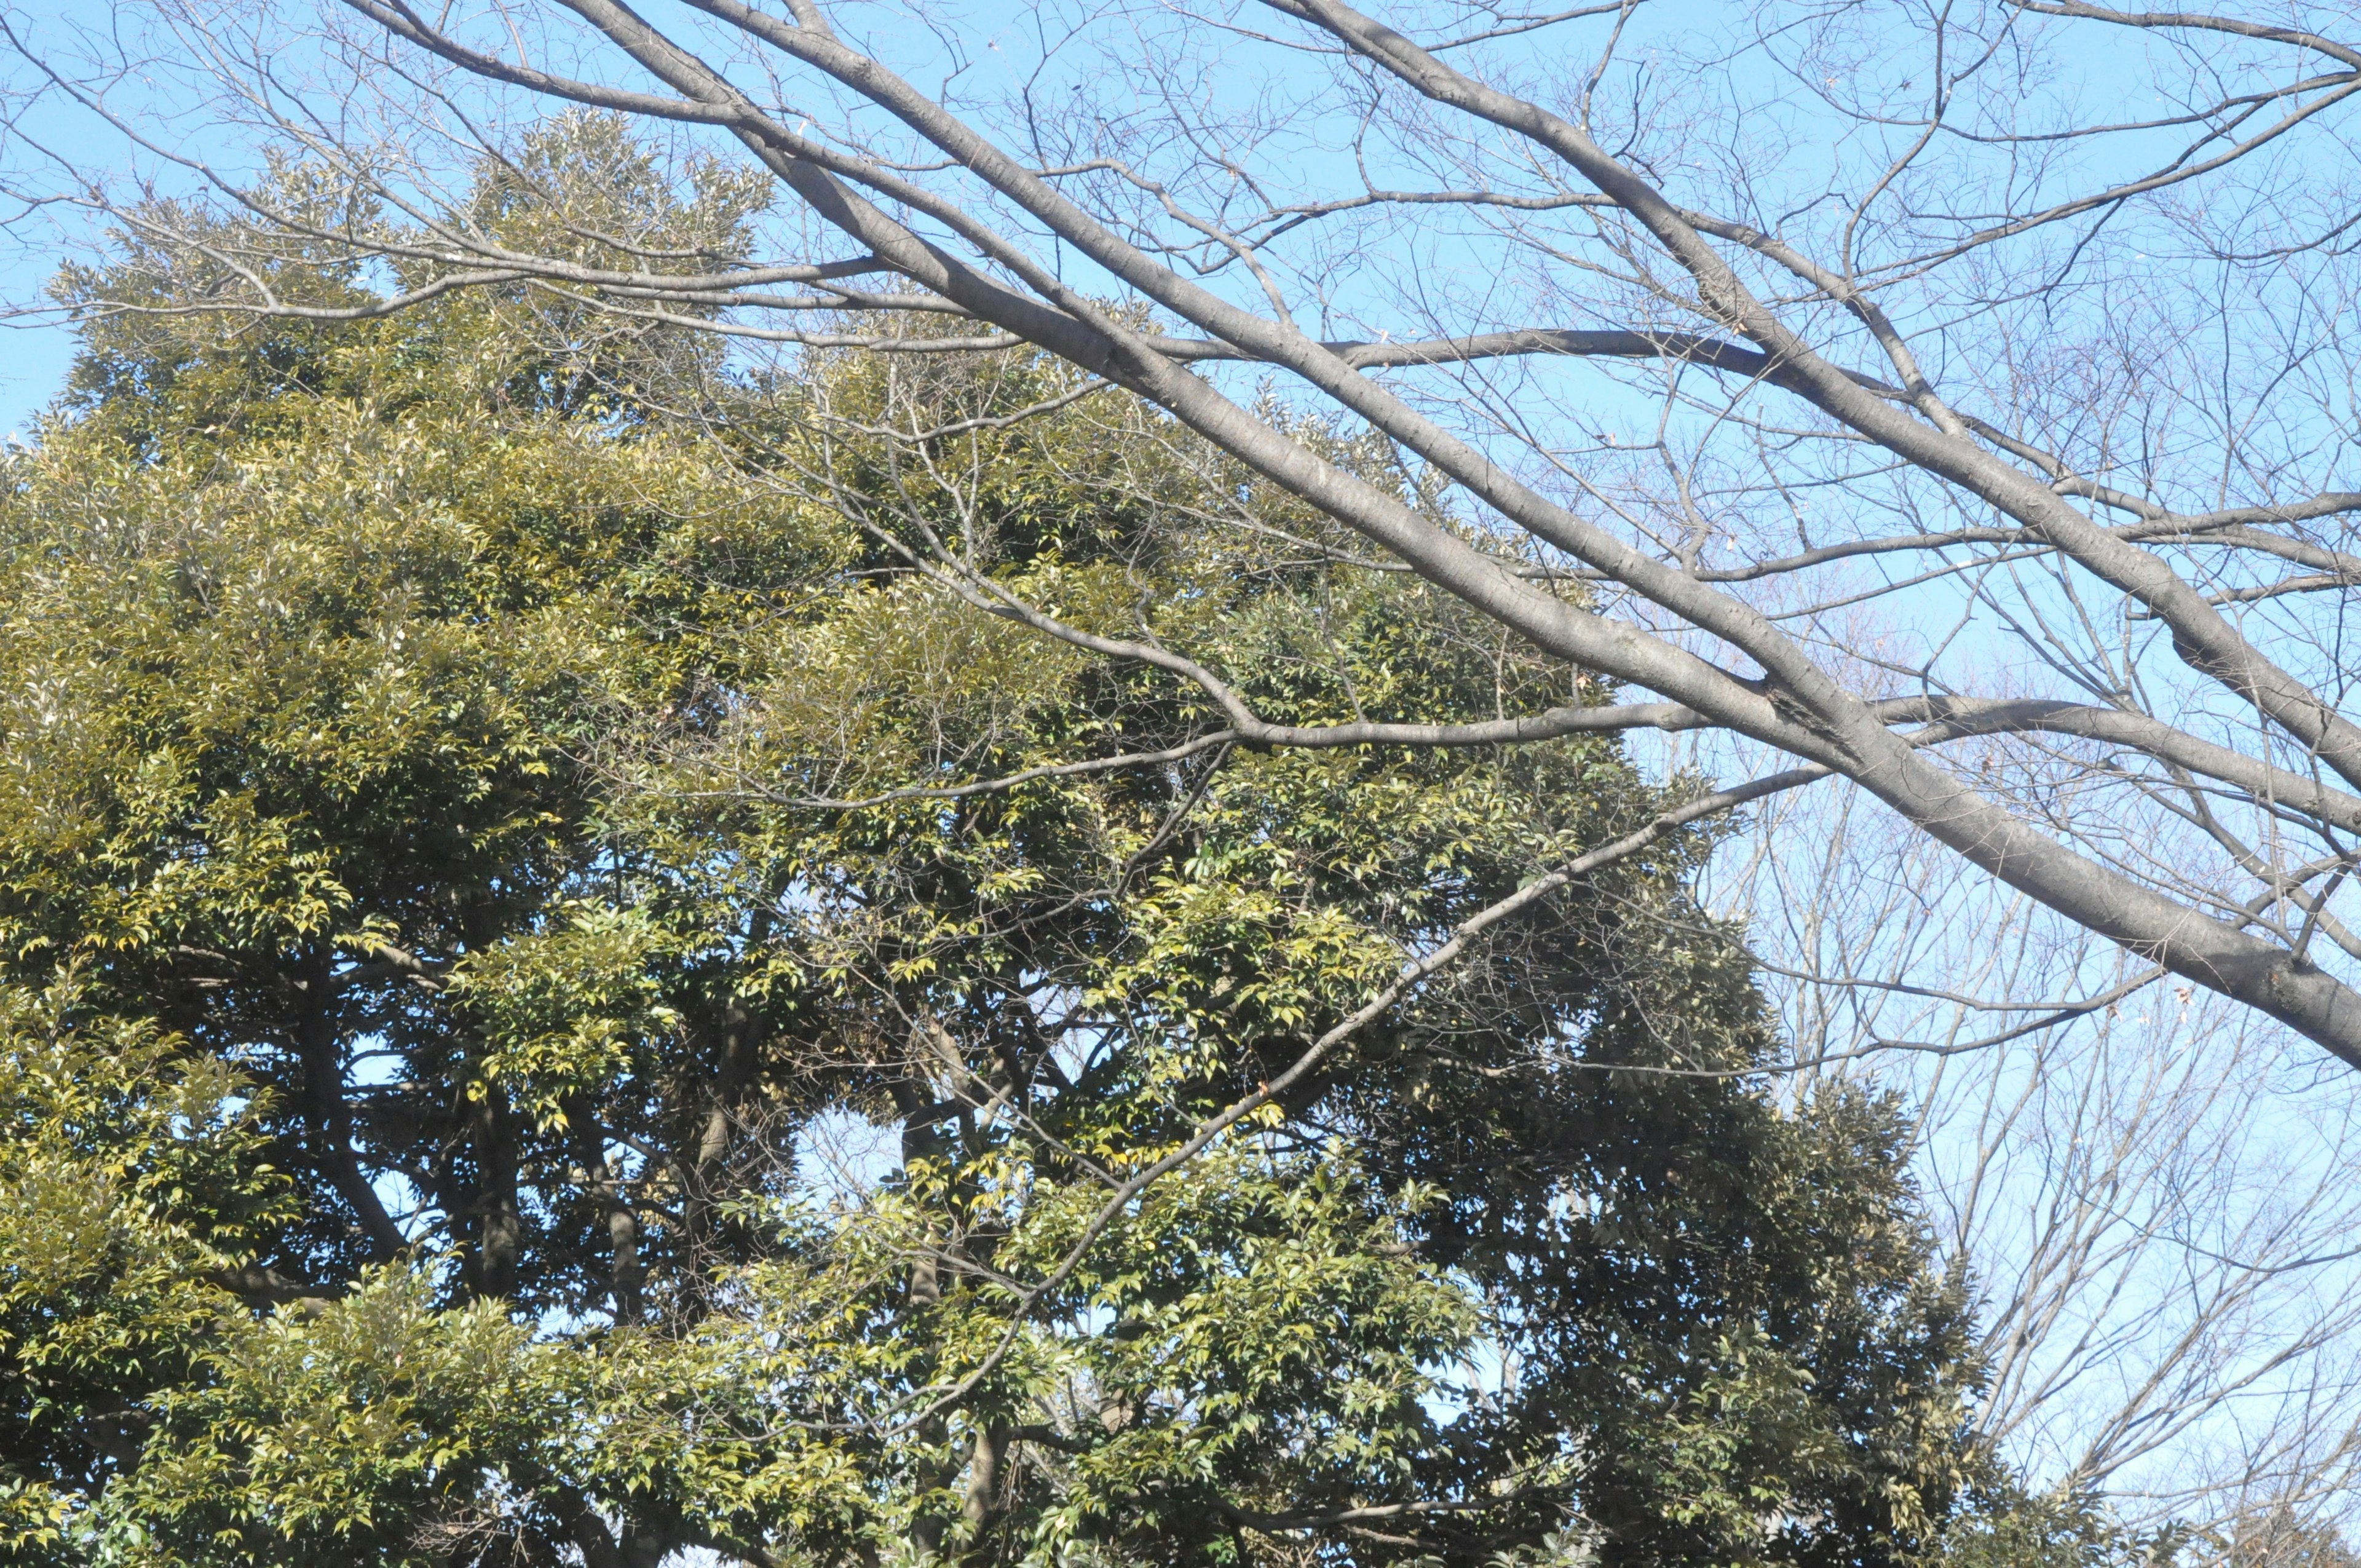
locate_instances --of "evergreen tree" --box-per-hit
[0,127,2110,1568]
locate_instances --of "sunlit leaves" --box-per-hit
[0,116,2097,1568]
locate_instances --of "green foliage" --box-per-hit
[1928,1485,2177,1568]
[0,981,290,1564]
[0,122,2123,1568]
[101,1271,550,1566]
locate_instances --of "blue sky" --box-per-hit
[0,309,73,437]
[0,183,77,434]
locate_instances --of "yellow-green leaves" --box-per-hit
[0,982,290,1564]
[105,1269,548,1567]
[453,903,683,1131]
[0,131,2057,1566]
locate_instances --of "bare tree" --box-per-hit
[1710,772,2361,1540]
[8,0,2361,1064]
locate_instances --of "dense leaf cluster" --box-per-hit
[0,125,2129,1568]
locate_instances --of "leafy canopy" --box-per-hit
[0,120,2124,1568]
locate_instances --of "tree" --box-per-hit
[0,181,2058,1566]
[1717,780,2361,1536]
[10,0,2359,1064]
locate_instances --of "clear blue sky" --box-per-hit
[1,0,108,438]
[0,314,75,438]
[0,0,280,437]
